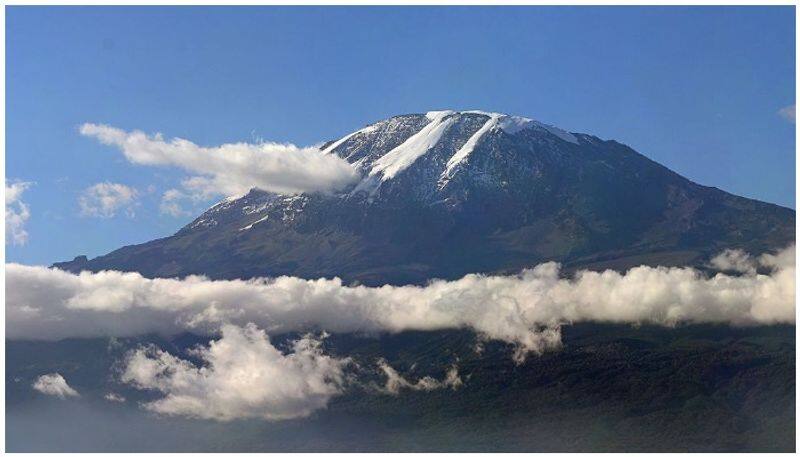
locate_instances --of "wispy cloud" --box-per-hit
[79,182,139,218]
[7,246,794,360]
[158,186,218,218]
[79,123,358,201]
[104,392,126,403]
[6,180,33,246]
[378,360,463,395]
[159,188,192,217]
[709,248,756,274]
[779,104,795,123]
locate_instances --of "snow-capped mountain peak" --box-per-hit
[320,110,583,194]
[55,108,794,287]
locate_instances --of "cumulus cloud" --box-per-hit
[32,373,79,398]
[378,360,463,395]
[6,180,32,245]
[121,323,347,421]
[79,123,359,199]
[79,182,139,218]
[6,246,794,360]
[779,104,795,123]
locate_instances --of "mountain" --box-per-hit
[55,110,795,285]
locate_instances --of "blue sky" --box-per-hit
[6,6,795,265]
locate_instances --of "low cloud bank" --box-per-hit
[32,373,79,398]
[7,246,794,357]
[79,123,359,199]
[121,323,346,421]
[12,248,795,421]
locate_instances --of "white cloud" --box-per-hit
[378,360,463,395]
[158,185,227,218]
[6,246,794,360]
[104,392,126,403]
[779,104,795,123]
[709,249,755,274]
[79,182,139,218]
[759,246,795,270]
[121,323,347,421]
[32,373,79,398]
[6,180,32,246]
[158,188,193,217]
[79,123,359,199]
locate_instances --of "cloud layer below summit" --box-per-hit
[7,245,794,358]
[8,245,795,421]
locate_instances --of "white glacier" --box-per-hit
[498,116,579,144]
[462,110,579,144]
[444,113,502,177]
[369,110,456,181]
[239,214,270,231]
[425,110,456,120]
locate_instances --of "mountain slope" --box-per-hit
[8,324,795,451]
[56,110,795,285]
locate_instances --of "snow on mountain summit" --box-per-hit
[370,110,457,181]
[321,110,581,190]
[443,112,503,179]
